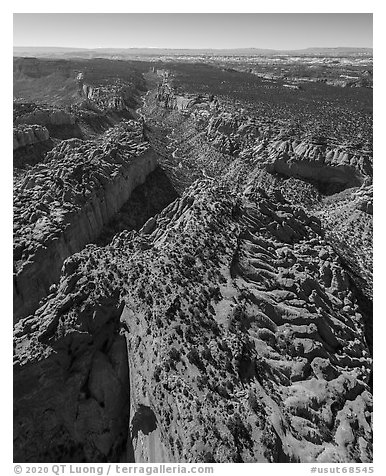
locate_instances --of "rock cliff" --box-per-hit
[14,180,372,463]
[13,124,53,169]
[264,138,372,192]
[77,73,140,113]
[13,121,158,322]
[14,107,76,128]
[153,77,372,195]
[13,62,373,465]
[157,81,216,112]
[13,124,50,150]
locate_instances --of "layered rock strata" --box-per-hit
[13,124,54,169]
[264,138,372,191]
[13,124,50,150]
[13,121,158,322]
[77,73,140,113]
[154,78,372,194]
[205,112,372,191]
[157,81,217,112]
[14,181,372,463]
[14,107,76,128]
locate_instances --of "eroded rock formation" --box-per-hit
[13,121,158,322]
[13,62,373,464]
[14,181,372,463]
[14,106,76,128]
[13,124,50,150]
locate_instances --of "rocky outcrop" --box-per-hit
[314,184,373,302]
[12,59,373,465]
[13,124,54,169]
[264,138,372,191]
[155,83,372,194]
[13,124,50,150]
[14,107,76,127]
[157,81,216,112]
[13,181,372,463]
[77,73,139,113]
[13,103,83,142]
[13,121,158,322]
[14,294,130,462]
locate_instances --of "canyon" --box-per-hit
[13,56,373,463]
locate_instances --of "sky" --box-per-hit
[13,13,373,50]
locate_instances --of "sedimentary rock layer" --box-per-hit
[14,108,76,127]
[14,180,372,463]
[13,124,50,150]
[13,121,158,322]
[153,78,372,194]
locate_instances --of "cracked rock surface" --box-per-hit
[13,61,373,464]
[14,181,372,463]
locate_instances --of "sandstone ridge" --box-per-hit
[14,121,158,322]
[14,180,372,463]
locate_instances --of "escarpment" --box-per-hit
[14,107,76,128]
[13,124,53,169]
[13,121,158,322]
[13,124,50,150]
[151,75,372,197]
[157,80,218,112]
[14,181,372,463]
[205,112,372,192]
[264,138,372,193]
[13,60,373,464]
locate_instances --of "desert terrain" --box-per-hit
[13,49,372,463]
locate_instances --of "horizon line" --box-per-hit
[13,45,373,51]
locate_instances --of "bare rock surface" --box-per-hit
[14,181,372,463]
[13,121,158,322]
[14,106,76,128]
[13,124,50,150]
[13,62,373,464]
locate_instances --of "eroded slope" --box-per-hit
[14,181,372,463]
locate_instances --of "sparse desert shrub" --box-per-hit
[182,254,195,267]
[201,345,212,361]
[196,374,209,390]
[168,347,180,362]
[216,384,229,398]
[174,324,183,337]
[137,286,146,300]
[248,389,263,414]
[175,436,183,455]
[187,347,204,369]
[199,449,215,463]
[153,365,162,382]
[225,379,234,392]
[227,412,251,442]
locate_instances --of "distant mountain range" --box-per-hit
[13,46,373,58]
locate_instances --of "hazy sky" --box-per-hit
[13,13,372,50]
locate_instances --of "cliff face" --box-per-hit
[13,124,50,150]
[81,83,132,112]
[152,78,372,195]
[265,139,371,191]
[13,121,158,322]
[14,294,130,462]
[14,108,76,127]
[156,82,215,112]
[205,112,371,191]
[13,181,372,463]
[13,64,373,465]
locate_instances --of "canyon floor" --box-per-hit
[13,56,373,463]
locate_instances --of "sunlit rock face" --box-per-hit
[14,181,372,463]
[13,60,373,464]
[13,121,158,322]
[13,125,50,150]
